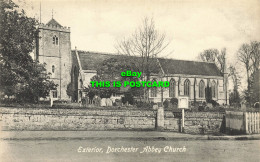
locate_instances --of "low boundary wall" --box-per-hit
[184,112,225,134]
[0,107,224,134]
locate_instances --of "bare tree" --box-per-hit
[116,17,170,101]
[198,48,226,73]
[228,65,241,105]
[250,41,260,75]
[237,43,253,104]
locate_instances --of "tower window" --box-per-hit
[53,35,58,45]
[52,65,55,73]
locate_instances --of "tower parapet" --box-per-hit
[38,23,70,32]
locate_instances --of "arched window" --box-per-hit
[151,79,157,97]
[184,79,190,96]
[169,78,175,97]
[56,37,58,45]
[53,35,58,45]
[52,65,55,73]
[199,80,205,98]
[211,81,217,98]
[53,36,55,44]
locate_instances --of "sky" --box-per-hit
[15,0,260,90]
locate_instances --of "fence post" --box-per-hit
[254,112,257,133]
[248,112,251,134]
[257,113,260,133]
[251,112,254,133]
[245,112,248,134]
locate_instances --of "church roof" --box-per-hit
[72,50,223,77]
[158,58,223,76]
[46,18,62,27]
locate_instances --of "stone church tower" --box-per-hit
[34,18,71,100]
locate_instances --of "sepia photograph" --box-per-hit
[0,0,260,161]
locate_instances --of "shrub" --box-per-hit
[208,100,219,107]
[163,99,169,108]
[134,101,153,109]
[170,98,178,105]
[198,106,204,112]
[202,101,207,106]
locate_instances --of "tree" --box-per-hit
[198,48,226,73]
[87,57,139,98]
[237,41,260,105]
[0,0,56,102]
[116,17,170,101]
[228,65,241,105]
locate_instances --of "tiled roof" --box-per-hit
[72,50,121,71]
[46,19,62,27]
[72,50,223,77]
[158,58,223,76]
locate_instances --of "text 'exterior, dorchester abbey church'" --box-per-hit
[34,19,229,105]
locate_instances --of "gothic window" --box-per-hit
[199,80,205,98]
[56,37,58,45]
[211,81,217,98]
[184,79,190,96]
[53,35,58,45]
[52,65,55,73]
[169,78,175,97]
[151,79,157,97]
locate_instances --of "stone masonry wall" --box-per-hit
[0,108,157,131]
[184,112,225,134]
[0,108,224,134]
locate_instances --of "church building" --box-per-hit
[34,19,229,105]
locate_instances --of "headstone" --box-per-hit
[101,98,106,107]
[153,104,158,110]
[207,103,213,109]
[106,98,113,106]
[241,103,246,111]
[50,98,53,107]
[96,96,101,106]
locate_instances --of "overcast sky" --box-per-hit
[14,0,260,90]
[16,0,260,62]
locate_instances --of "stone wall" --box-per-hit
[0,107,225,134]
[0,107,157,131]
[164,111,180,131]
[184,112,225,134]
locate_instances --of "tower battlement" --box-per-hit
[39,23,70,32]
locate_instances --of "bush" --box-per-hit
[198,106,204,112]
[202,101,207,106]
[170,98,178,105]
[163,99,169,108]
[134,101,153,109]
[208,100,219,107]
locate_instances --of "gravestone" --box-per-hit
[106,98,113,106]
[101,98,106,106]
